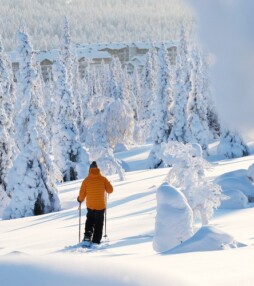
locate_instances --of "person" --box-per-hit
[77,161,113,245]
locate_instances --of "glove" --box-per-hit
[77,197,82,203]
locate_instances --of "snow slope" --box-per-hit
[1,144,254,286]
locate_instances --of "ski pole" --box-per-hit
[104,193,108,239]
[78,202,81,243]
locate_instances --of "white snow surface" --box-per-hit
[153,183,193,252]
[1,144,254,285]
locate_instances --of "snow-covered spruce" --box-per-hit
[148,44,175,168]
[169,26,191,143]
[153,182,193,252]
[0,85,13,215]
[139,47,157,143]
[186,47,210,154]
[0,38,16,127]
[51,21,89,181]
[3,30,60,219]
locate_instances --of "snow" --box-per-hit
[1,144,254,285]
[215,169,254,199]
[153,182,193,252]
[168,225,246,254]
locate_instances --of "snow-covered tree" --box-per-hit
[169,26,191,143]
[51,19,89,181]
[3,31,60,219]
[52,56,89,181]
[71,55,85,140]
[217,128,249,159]
[148,44,175,168]
[86,109,125,181]
[186,48,210,153]
[105,98,134,149]
[152,44,174,145]
[202,53,220,140]
[153,182,193,252]
[139,47,157,142]
[106,56,122,100]
[159,141,221,225]
[0,38,16,146]
[131,67,143,144]
[0,85,13,215]
[207,105,221,140]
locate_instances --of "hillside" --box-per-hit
[0,0,192,51]
[0,144,254,285]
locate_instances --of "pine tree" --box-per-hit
[3,31,60,219]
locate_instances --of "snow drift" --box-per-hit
[153,182,193,252]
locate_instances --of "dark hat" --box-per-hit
[90,161,98,169]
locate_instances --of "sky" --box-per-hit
[185,0,254,138]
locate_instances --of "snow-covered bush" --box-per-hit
[217,128,249,158]
[160,141,221,225]
[153,182,193,252]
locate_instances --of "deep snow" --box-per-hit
[1,144,254,286]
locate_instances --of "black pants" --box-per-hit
[84,208,105,244]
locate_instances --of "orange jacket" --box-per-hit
[78,168,113,210]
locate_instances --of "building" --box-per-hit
[8,41,177,81]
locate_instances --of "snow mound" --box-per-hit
[114,143,129,153]
[247,163,254,182]
[215,169,254,201]
[166,226,247,254]
[220,189,248,209]
[153,183,193,252]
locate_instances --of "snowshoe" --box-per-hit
[81,236,92,248]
